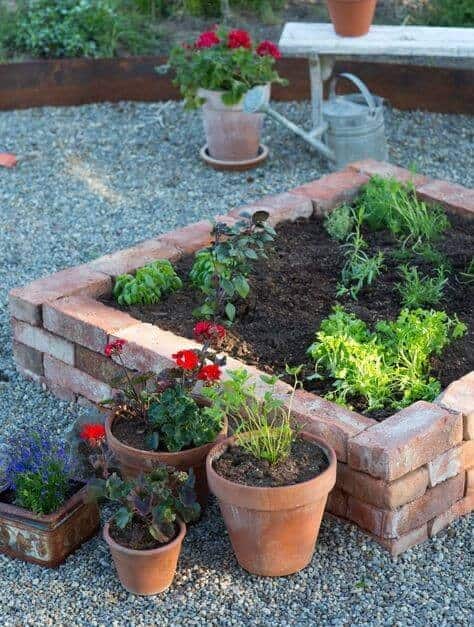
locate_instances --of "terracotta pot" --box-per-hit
[0,482,99,567]
[326,0,377,37]
[105,411,228,508]
[206,432,337,576]
[104,518,185,595]
[199,85,270,162]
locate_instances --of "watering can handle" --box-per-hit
[329,73,376,115]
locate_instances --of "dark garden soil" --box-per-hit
[104,212,474,420]
[213,437,329,488]
[109,517,177,551]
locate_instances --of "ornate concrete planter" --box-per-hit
[9,159,474,555]
[0,483,100,567]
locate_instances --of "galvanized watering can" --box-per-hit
[243,72,388,170]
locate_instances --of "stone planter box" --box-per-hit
[0,483,100,567]
[9,160,474,555]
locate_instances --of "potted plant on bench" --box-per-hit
[0,428,99,567]
[166,26,285,170]
[102,323,229,507]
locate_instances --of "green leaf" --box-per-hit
[233,275,250,299]
[115,507,132,529]
[225,302,236,322]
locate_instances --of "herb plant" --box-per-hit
[336,228,385,299]
[460,257,474,284]
[190,212,276,323]
[2,428,75,515]
[113,259,182,306]
[396,265,448,308]
[324,204,354,241]
[307,306,466,412]
[167,26,285,108]
[89,466,200,545]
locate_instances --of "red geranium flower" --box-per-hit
[195,30,220,49]
[172,349,199,370]
[193,321,226,341]
[79,423,106,444]
[197,364,221,382]
[256,40,281,60]
[105,339,126,358]
[228,29,251,50]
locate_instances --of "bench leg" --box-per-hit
[309,55,335,132]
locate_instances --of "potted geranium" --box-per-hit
[0,427,99,567]
[167,26,285,168]
[102,322,228,507]
[206,367,337,577]
[88,465,200,595]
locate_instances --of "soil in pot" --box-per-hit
[108,517,178,551]
[213,437,329,488]
[104,211,474,421]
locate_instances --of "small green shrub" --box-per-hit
[2,0,156,59]
[336,228,385,299]
[113,259,182,306]
[307,306,466,412]
[396,265,448,308]
[324,204,354,242]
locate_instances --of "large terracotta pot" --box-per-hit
[104,518,186,595]
[105,412,228,508]
[0,482,99,568]
[327,0,377,37]
[206,432,337,576]
[199,85,270,161]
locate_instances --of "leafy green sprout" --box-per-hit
[396,265,448,308]
[324,204,354,242]
[336,227,385,300]
[113,259,182,306]
[460,257,474,284]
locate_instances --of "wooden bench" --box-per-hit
[279,23,474,133]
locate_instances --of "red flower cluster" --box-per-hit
[256,40,281,60]
[197,364,221,382]
[193,321,226,342]
[195,30,220,49]
[172,349,199,370]
[105,339,126,358]
[80,423,106,445]
[228,29,252,50]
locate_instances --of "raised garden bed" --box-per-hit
[9,159,474,556]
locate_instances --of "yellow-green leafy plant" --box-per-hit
[113,260,182,306]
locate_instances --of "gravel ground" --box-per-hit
[0,101,473,626]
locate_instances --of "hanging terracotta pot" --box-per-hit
[326,0,377,37]
[104,518,186,595]
[206,432,337,576]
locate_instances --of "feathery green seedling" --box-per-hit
[336,228,384,299]
[396,265,448,308]
[324,204,354,241]
[460,257,474,284]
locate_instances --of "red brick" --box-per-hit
[284,389,374,462]
[229,192,313,226]
[348,159,430,186]
[13,341,44,376]
[347,473,465,538]
[12,319,74,365]
[325,488,348,518]
[291,169,369,214]
[109,323,199,373]
[337,463,428,509]
[437,371,474,420]
[44,355,113,403]
[466,468,474,493]
[417,179,474,218]
[88,238,181,277]
[9,266,111,325]
[374,524,428,557]
[427,445,462,487]
[43,296,138,352]
[464,414,474,441]
[160,220,213,254]
[348,401,463,481]
[428,494,474,537]
[75,345,134,386]
[461,440,474,470]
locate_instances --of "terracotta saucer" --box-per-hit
[200,144,269,171]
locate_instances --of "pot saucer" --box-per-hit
[200,144,269,171]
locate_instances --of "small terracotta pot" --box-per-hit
[105,411,228,508]
[206,432,337,576]
[104,518,186,595]
[326,0,377,37]
[199,85,270,162]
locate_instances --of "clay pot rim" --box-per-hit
[206,431,337,502]
[105,410,228,462]
[103,517,186,557]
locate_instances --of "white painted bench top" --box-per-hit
[279,23,474,59]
